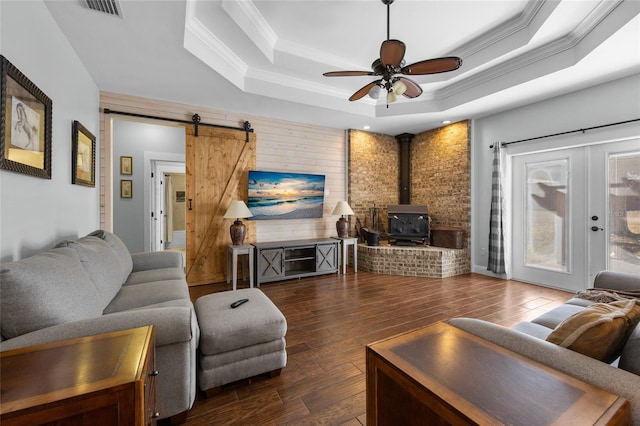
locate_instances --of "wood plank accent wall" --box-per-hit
[99,93,347,271]
[255,124,346,242]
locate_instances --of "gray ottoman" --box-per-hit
[194,288,287,396]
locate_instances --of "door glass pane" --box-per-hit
[608,151,640,273]
[525,159,569,271]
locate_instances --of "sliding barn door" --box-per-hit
[185,126,256,286]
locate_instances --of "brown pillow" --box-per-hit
[546,299,640,363]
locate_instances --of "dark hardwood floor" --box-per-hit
[183,270,572,425]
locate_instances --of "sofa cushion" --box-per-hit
[125,268,185,286]
[103,280,191,314]
[564,297,595,308]
[546,299,640,363]
[619,323,640,375]
[88,230,133,282]
[512,321,554,340]
[58,236,123,309]
[0,247,102,339]
[531,304,585,329]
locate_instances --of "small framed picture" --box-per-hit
[120,156,132,175]
[120,179,132,198]
[71,120,95,187]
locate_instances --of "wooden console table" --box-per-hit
[1,326,158,426]
[366,322,630,425]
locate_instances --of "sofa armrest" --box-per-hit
[131,251,183,272]
[448,318,640,424]
[593,270,640,292]
[0,306,196,352]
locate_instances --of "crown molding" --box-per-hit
[221,0,277,63]
[434,0,632,101]
[183,0,637,119]
[184,1,248,86]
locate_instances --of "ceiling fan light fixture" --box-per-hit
[368,84,382,99]
[387,90,397,104]
[392,79,407,96]
[322,0,462,104]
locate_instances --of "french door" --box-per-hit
[512,140,639,291]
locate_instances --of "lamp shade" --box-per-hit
[331,201,354,216]
[223,200,253,219]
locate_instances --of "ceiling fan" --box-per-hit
[323,0,462,104]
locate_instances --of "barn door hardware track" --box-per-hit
[103,109,253,141]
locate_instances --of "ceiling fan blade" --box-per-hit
[349,80,382,101]
[380,39,405,67]
[401,57,463,75]
[323,71,376,77]
[398,77,423,98]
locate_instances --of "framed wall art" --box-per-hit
[120,156,132,175]
[121,179,132,198]
[72,120,95,187]
[0,55,52,179]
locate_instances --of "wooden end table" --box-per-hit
[366,322,630,426]
[1,326,158,426]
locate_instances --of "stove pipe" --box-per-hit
[395,133,415,204]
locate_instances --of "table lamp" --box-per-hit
[223,200,253,245]
[331,201,354,238]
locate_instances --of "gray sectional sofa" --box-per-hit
[0,230,199,425]
[450,270,640,424]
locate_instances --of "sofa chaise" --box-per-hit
[449,270,640,424]
[0,230,199,425]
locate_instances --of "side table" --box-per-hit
[226,244,254,290]
[367,322,630,425]
[332,236,358,274]
[1,326,157,426]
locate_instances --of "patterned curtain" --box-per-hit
[487,143,506,274]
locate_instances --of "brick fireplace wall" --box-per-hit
[348,122,471,271]
[411,121,471,239]
[347,130,398,233]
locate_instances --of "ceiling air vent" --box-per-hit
[84,0,123,18]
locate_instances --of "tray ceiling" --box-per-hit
[45,0,640,134]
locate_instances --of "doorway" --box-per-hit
[511,139,640,291]
[150,160,186,253]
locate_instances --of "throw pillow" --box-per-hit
[0,247,102,339]
[546,299,640,363]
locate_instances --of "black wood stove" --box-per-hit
[387,204,430,245]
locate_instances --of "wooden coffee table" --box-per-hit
[366,322,630,425]
[1,326,157,426]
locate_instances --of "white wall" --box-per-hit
[112,120,185,253]
[0,1,100,261]
[471,73,640,275]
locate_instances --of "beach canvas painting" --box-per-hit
[248,170,325,220]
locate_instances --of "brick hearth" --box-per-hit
[357,242,469,278]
